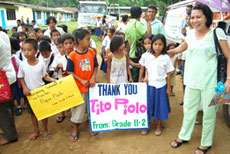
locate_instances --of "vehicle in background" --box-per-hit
[163,0,230,128]
[108,4,120,20]
[78,1,116,30]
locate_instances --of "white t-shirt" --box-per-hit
[117,22,128,33]
[51,43,59,55]
[139,52,153,67]
[39,53,57,78]
[102,35,111,51]
[18,60,46,91]
[0,31,16,84]
[96,20,101,28]
[51,53,64,79]
[146,54,174,88]
[44,27,65,38]
[61,55,69,71]
[17,26,22,32]
[16,49,27,61]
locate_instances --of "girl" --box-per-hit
[167,43,177,96]
[19,32,27,48]
[100,28,115,73]
[10,37,24,116]
[107,35,132,83]
[95,17,102,40]
[138,34,154,82]
[28,31,38,40]
[146,34,174,136]
[34,28,44,40]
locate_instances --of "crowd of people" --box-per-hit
[1,3,230,154]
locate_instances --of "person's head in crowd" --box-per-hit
[22,24,28,33]
[11,32,20,41]
[143,34,154,52]
[186,5,193,14]
[186,10,192,28]
[50,29,60,44]
[42,29,46,34]
[10,37,20,54]
[28,31,38,40]
[130,6,142,20]
[19,32,27,42]
[46,16,57,31]
[56,37,65,56]
[61,33,75,55]
[12,27,18,33]
[31,20,36,26]
[107,27,115,39]
[73,28,90,51]
[217,21,227,32]
[27,24,33,31]
[151,34,167,55]
[39,41,52,58]
[114,31,125,38]
[147,6,158,21]
[0,26,7,33]
[57,24,68,33]
[22,39,38,60]
[110,35,124,53]
[121,15,129,23]
[17,20,21,27]
[34,28,43,39]
[191,4,213,31]
[39,35,51,43]
[97,16,100,21]
[167,43,177,50]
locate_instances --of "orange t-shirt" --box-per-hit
[66,48,98,92]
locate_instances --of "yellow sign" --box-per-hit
[27,75,84,121]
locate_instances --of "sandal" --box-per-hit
[171,139,188,148]
[69,134,78,142]
[56,116,66,123]
[29,132,42,140]
[90,132,98,136]
[43,133,52,141]
[194,146,212,154]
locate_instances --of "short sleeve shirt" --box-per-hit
[125,19,147,58]
[184,28,227,90]
[141,19,166,35]
[139,52,153,67]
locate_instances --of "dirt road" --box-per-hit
[1,54,230,154]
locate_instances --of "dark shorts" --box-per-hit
[25,97,34,115]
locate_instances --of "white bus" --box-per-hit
[78,1,116,30]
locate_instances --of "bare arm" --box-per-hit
[43,74,56,82]
[219,40,230,93]
[166,72,172,97]
[106,53,112,83]
[125,51,133,82]
[67,72,90,87]
[138,66,144,82]
[18,78,31,96]
[167,41,188,54]
[89,66,98,87]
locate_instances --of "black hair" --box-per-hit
[0,26,7,34]
[34,28,42,33]
[11,32,20,41]
[110,35,124,53]
[10,37,20,51]
[217,21,227,32]
[24,38,38,51]
[57,24,68,33]
[72,28,90,45]
[167,43,177,50]
[122,15,129,22]
[187,10,191,17]
[17,19,21,23]
[187,5,193,8]
[27,31,37,37]
[22,26,28,32]
[61,33,75,43]
[46,16,57,25]
[107,27,115,34]
[12,27,18,31]
[56,37,63,45]
[114,31,125,36]
[32,20,36,23]
[148,6,158,11]
[192,4,213,28]
[151,34,167,55]
[19,32,27,38]
[143,34,154,43]
[130,6,142,19]
[39,35,51,43]
[50,29,60,38]
[39,41,51,52]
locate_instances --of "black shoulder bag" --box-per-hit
[214,28,227,83]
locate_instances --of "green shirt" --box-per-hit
[141,18,166,35]
[125,19,147,58]
[184,28,227,90]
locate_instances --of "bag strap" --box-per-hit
[134,20,138,41]
[213,28,223,56]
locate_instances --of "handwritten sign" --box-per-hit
[89,83,148,132]
[27,75,84,121]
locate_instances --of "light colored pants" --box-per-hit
[178,86,216,146]
[70,92,88,124]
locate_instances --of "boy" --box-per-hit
[66,28,98,141]
[18,39,56,140]
[50,29,61,55]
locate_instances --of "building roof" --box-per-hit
[58,7,78,13]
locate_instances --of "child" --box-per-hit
[39,41,56,79]
[28,31,38,40]
[12,27,18,33]
[66,28,98,141]
[19,32,27,47]
[50,29,61,55]
[34,28,43,40]
[100,27,115,73]
[10,37,23,116]
[18,39,56,140]
[138,34,154,82]
[107,35,132,83]
[146,34,174,136]
[167,43,177,96]
[95,17,102,40]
